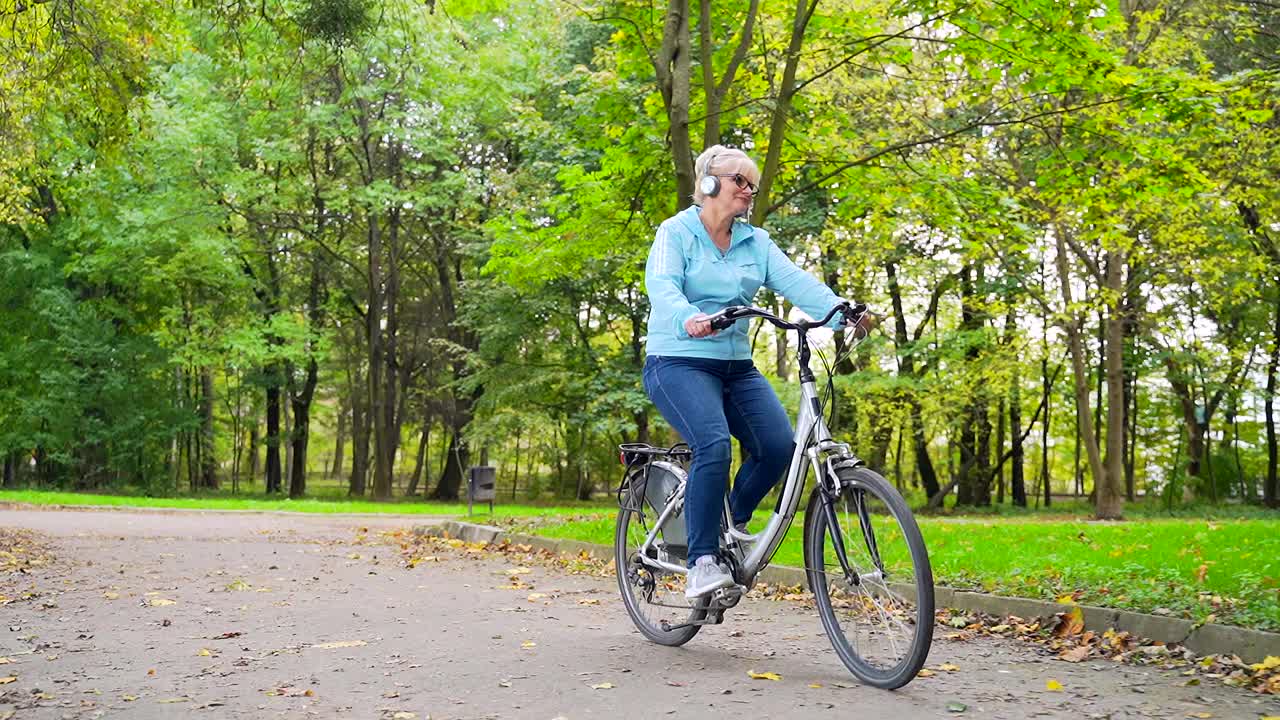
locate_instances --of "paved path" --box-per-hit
[1,508,1277,719]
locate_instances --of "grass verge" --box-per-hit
[0,489,599,519]
[524,512,1280,632]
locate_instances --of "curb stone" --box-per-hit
[418,521,1280,664]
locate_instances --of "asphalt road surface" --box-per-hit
[1,507,1277,719]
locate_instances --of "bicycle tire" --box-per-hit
[614,506,704,646]
[803,466,934,689]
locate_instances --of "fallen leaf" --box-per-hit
[1186,713,1212,719]
[917,669,936,677]
[590,682,615,689]
[1046,679,1064,692]
[1194,564,1209,583]
[1060,646,1090,663]
[1056,593,1076,605]
[527,593,547,602]
[157,697,188,703]
[121,695,137,702]
[196,648,213,657]
[521,641,537,649]
[147,598,176,607]
[577,598,600,605]
[747,670,782,681]
[947,702,968,713]
[391,713,416,719]
[103,592,119,600]
[313,640,367,649]
[1054,607,1084,637]
[938,662,960,672]
[808,683,822,688]
[0,677,15,684]
[1250,656,1280,671]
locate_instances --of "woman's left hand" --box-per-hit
[845,310,878,339]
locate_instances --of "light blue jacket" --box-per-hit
[644,205,842,360]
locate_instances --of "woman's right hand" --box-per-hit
[684,313,715,338]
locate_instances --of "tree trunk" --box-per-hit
[200,367,217,489]
[1041,350,1052,508]
[750,0,816,226]
[435,429,469,501]
[1098,251,1126,519]
[248,419,259,485]
[653,0,695,210]
[283,375,294,488]
[1053,224,1107,512]
[331,397,347,480]
[3,452,14,488]
[265,373,282,494]
[349,387,370,497]
[407,422,429,497]
[289,355,319,499]
[1267,294,1279,508]
[885,259,940,500]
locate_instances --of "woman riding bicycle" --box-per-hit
[643,145,872,598]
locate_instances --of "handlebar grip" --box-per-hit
[709,314,736,330]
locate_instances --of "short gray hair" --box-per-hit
[692,145,761,205]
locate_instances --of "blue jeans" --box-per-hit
[642,356,795,566]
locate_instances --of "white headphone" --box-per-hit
[698,150,721,198]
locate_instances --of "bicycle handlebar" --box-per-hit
[707,301,868,332]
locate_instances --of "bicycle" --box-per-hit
[614,301,934,690]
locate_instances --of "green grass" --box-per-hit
[0,489,602,519]
[528,511,1280,632]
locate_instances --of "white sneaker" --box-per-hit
[685,555,734,598]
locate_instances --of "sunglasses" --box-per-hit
[716,173,758,194]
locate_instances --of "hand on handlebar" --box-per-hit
[685,313,716,338]
[842,305,878,339]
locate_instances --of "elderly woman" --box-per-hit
[643,145,869,598]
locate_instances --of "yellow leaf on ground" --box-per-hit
[808,683,822,688]
[103,592,119,600]
[916,669,936,677]
[0,677,15,684]
[1186,712,1212,718]
[1250,655,1280,671]
[157,697,188,703]
[748,670,782,681]
[590,682,615,689]
[147,598,176,607]
[196,648,212,657]
[1056,593,1076,605]
[527,593,547,601]
[392,713,416,719]
[938,663,960,672]
[521,641,537,649]
[313,640,367,649]
[1046,679,1064,692]
[577,598,600,605]
[1055,607,1084,637]
[0,658,11,664]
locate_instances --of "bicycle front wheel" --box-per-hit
[803,466,934,689]
[614,506,704,646]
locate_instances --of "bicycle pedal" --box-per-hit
[711,584,746,608]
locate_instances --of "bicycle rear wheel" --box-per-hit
[803,466,934,689]
[614,506,703,646]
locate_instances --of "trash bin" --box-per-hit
[468,465,496,515]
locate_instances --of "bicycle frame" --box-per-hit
[632,307,865,588]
